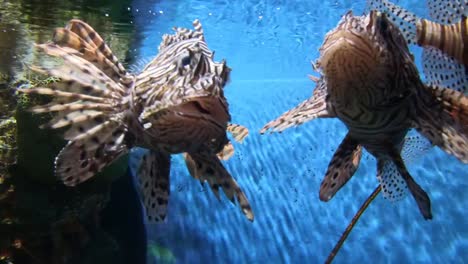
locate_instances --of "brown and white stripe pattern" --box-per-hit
[417,16,467,66]
[367,0,468,67]
[133,20,230,123]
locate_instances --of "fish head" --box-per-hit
[135,21,233,151]
[316,10,415,107]
[137,20,231,112]
[143,19,230,91]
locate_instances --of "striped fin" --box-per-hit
[367,0,467,66]
[366,0,418,44]
[386,151,432,220]
[53,28,127,83]
[53,28,93,51]
[55,121,129,186]
[64,19,128,80]
[413,85,468,163]
[183,152,254,221]
[227,123,249,143]
[319,133,362,201]
[216,123,247,161]
[137,150,171,223]
[217,141,235,161]
[417,16,467,66]
[260,78,334,134]
[377,131,433,202]
[31,101,112,113]
[158,19,205,52]
[423,47,467,93]
[42,110,103,129]
[33,43,126,95]
[17,19,134,186]
[18,87,107,103]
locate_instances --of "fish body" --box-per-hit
[262,11,468,219]
[19,19,253,222]
[316,11,416,157]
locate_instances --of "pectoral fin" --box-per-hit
[217,123,248,160]
[183,152,254,221]
[413,85,468,163]
[319,133,362,201]
[387,150,432,220]
[260,78,334,134]
[137,150,171,223]
[227,123,249,143]
[217,141,235,161]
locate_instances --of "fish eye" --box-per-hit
[181,56,191,67]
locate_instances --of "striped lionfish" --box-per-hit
[367,0,468,93]
[261,10,468,219]
[18,19,254,222]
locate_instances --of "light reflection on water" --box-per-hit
[0,0,136,80]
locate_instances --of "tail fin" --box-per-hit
[413,85,468,163]
[18,20,133,186]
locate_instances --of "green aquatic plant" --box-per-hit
[0,1,139,263]
[147,242,176,264]
[0,118,17,167]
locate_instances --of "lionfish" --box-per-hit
[18,19,254,222]
[261,10,468,219]
[367,0,468,93]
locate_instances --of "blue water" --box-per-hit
[128,1,468,263]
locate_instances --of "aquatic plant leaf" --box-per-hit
[147,242,176,264]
